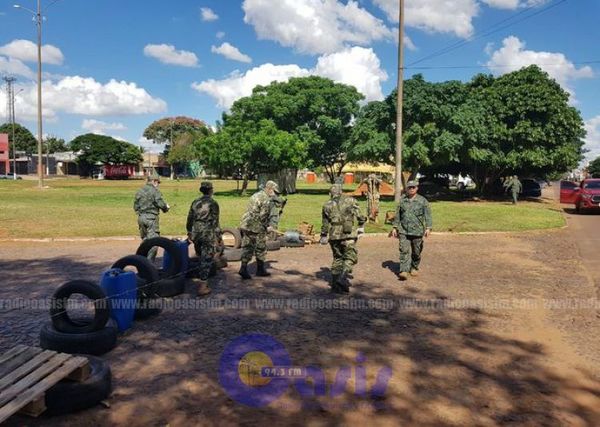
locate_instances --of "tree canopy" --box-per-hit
[70,133,143,175]
[588,156,600,178]
[44,136,68,154]
[349,66,585,193]
[0,123,37,156]
[224,76,363,182]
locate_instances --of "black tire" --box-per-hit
[50,280,109,334]
[44,355,112,416]
[156,277,185,297]
[132,278,162,319]
[222,227,242,249]
[223,248,243,262]
[112,254,160,299]
[186,257,201,278]
[282,240,305,248]
[136,237,182,278]
[40,323,118,356]
[267,240,281,251]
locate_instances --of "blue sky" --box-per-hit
[1,0,599,160]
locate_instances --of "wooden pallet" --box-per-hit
[0,345,90,423]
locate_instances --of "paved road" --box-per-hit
[554,184,600,289]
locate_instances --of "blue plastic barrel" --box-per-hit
[100,268,137,332]
[162,239,189,275]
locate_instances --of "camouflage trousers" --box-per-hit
[241,230,267,263]
[138,215,160,260]
[399,234,423,273]
[512,191,519,204]
[329,239,358,276]
[191,235,217,280]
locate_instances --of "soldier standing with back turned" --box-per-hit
[186,181,220,296]
[320,184,367,293]
[133,172,170,261]
[391,180,432,281]
[238,180,280,280]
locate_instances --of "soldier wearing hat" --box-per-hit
[186,181,220,296]
[390,180,432,280]
[238,180,280,279]
[133,172,170,261]
[320,184,367,293]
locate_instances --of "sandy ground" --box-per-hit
[2,229,600,426]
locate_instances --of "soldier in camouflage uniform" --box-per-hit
[391,180,432,280]
[186,181,220,296]
[133,172,170,261]
[505,175,522,204]
[320,184,367,293]
[238,180,280,279]
[362,173,382,223]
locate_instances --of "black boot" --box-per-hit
[256,260,271,277]
[331,274,344,294]
[238,263,252,280]
[338,272,350,293]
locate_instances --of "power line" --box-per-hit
[405,60,600,71]
[408,0,569,67]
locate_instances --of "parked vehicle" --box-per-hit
[560,179,600,213]
[0,174,22,180]
[521,179,542,198]
[104,165,135,180]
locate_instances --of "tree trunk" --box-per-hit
[241,175,249,195]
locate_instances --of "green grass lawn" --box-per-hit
[0,178,565,238]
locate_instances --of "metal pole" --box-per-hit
[394,0,405,202]
[11,85,17,180]
[36,0,44,188]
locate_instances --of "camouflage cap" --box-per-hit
[330,184,343,197]
[265,180,280,194]
[200,181,213,191]
[406,180,418,188]
[147,172,161,182]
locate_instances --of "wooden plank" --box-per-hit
[0,357,85,423]
[0,350,56,392]
[66,360,91,382]
[0,345,27,366]
[0,348,43,379]
[0,353,70,407]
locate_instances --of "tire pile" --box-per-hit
[37,236,190,417]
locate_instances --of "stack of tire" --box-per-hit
[39,281,113,416]
[134,237,185,298]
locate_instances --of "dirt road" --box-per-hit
[2,230,600,426]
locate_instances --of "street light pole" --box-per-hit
[394,0,405,203]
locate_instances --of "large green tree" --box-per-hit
[70,133,143,176]
[43,136,68,154]
[227,76,364,182]
[348,75,467,180]
[349,67,585,194]
[0,123,37,156]
[199,119,306,193]
[588,156,600,178]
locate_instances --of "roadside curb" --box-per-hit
[0,226,567,243]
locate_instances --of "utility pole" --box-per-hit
[394,0,405,203]
[3,76,17,180]
[36,0,44,187]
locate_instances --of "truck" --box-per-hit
[560,179,600,213]
[103,164,135,180]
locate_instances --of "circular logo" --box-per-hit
[219,334,291,407]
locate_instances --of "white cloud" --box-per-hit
[143,44,199,67]
[481,0,520,8]
[242,0,393,55]
[138,136,163,153]
[0,56,35,79]
[0,39,64,65]
[200,7,219,21]
[216,31,226,39]
[192,46,387,108]
[373,0,479,38]
[0,76,167,121]
[314,46,388,101]
[211,42,252,63]
[82,119,127,134]
[486,36,594,95]
[584,116,600,162]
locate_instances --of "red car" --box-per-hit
[560,179,600,213]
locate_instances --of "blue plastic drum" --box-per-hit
[162,239,189,275]
[100,268,137,332]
